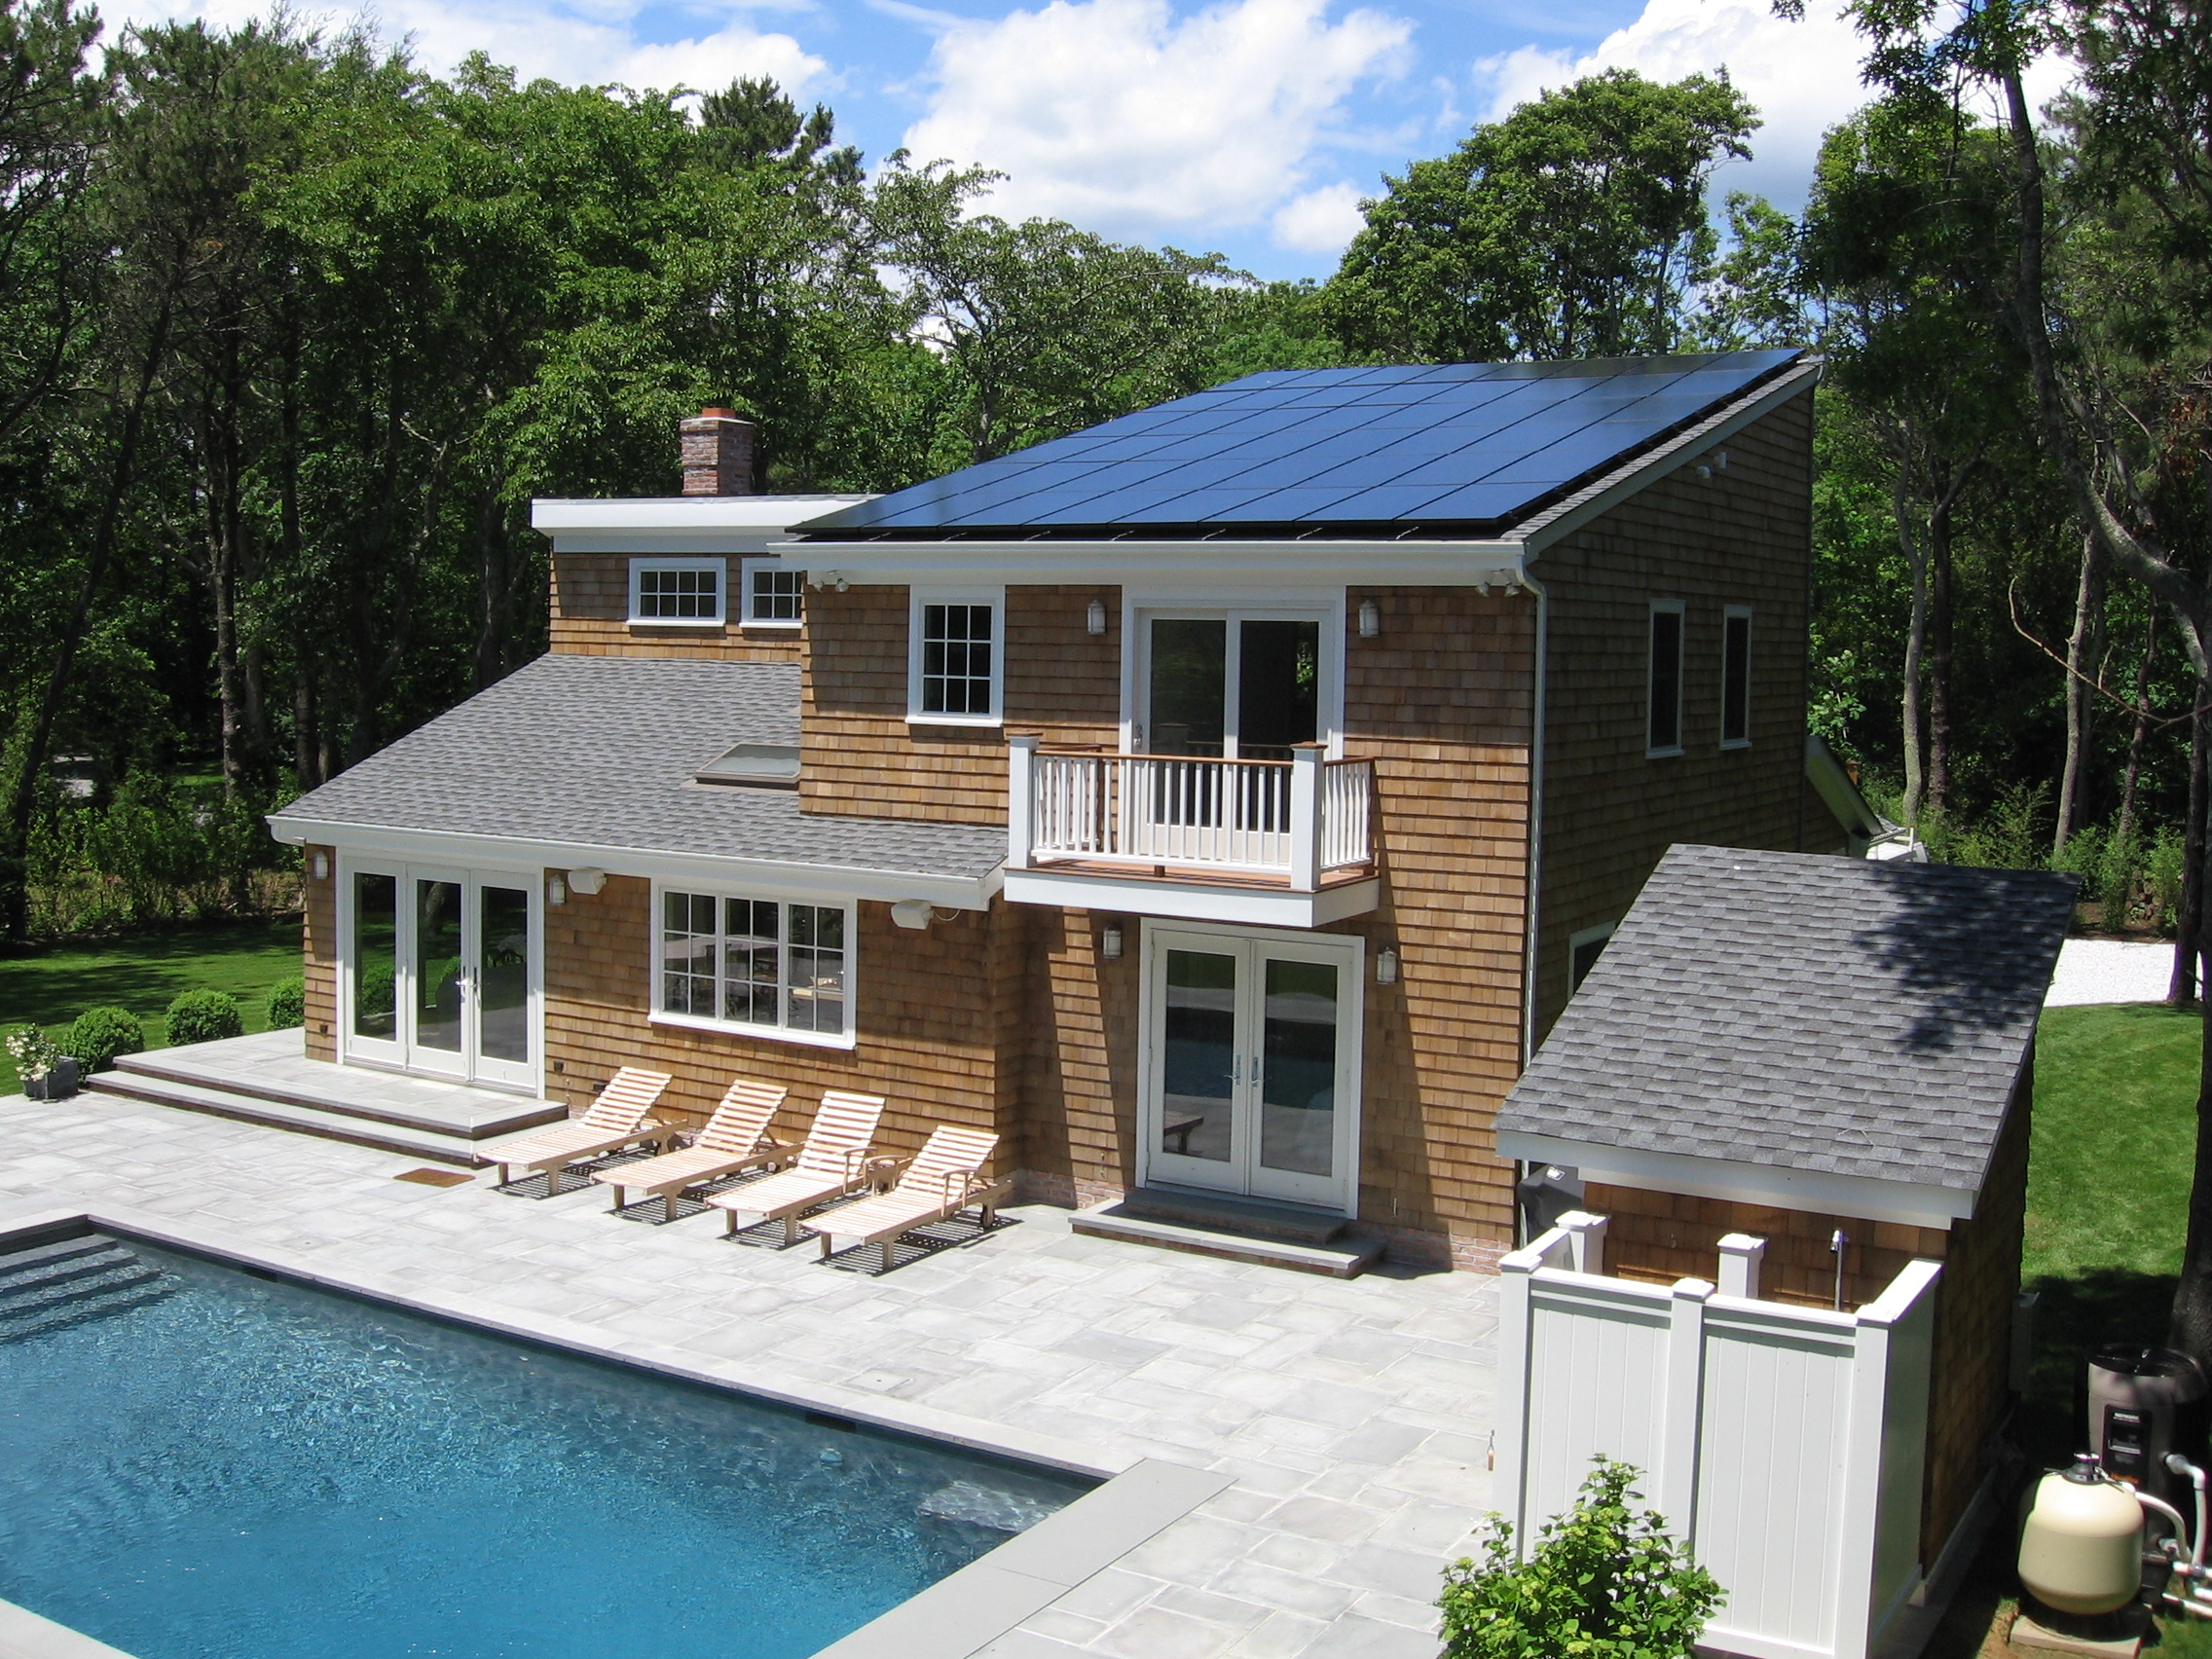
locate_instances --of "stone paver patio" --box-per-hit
[0,1088,1498,1659]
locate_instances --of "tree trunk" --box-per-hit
[2174,685,2207,1007]
[2118,609,2157,846]
[2174,984,2212,1361]
[2056,530,2105,855]
[1928,493,1957,815]
[1897,463,1930,825]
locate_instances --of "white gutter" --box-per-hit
[265,813,1004,911]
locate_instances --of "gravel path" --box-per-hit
[2046,938,2175,1007]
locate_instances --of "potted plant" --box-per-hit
[9,1026,77,1100]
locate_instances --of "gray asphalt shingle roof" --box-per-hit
[276,655,1008,882]
[1497,844,2077,1196]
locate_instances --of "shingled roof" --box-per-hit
[270,655,1007,889]
[1495,845,2076,1220]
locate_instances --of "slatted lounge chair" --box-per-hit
[807,1125,1008,1272]
[591,1079,793,1222]
[488,1067,673,1196]
[705,1090,886,1244]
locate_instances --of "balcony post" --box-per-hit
[1007,732,1039,871]
[1289,744,1323,892]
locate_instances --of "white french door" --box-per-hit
[340,861,540,1092]
[1140,924,1362,1212]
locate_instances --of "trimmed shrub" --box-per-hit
[265,977,305,1030]
[1440,1456,1721,1659]
[65,1007,145,1073]
[165,989,243,1048]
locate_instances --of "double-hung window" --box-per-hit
[908,590,1002,722]
[630,557,726,625]
[1719,607,1752,748]
[1647,600,1684,756]
[655,891,852,1044]
[740,557,805,627]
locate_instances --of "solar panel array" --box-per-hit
[802,350,1802,538]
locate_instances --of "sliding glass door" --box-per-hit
[342,862,539,1091]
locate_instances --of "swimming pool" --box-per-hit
[0,1232,1090,1659]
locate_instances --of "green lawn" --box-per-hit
[1926,1000,2212,1658]
[0,917,303,1092]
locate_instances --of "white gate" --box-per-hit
[1493,1216,1940,1659]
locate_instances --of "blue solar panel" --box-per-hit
[797,350,1801,535]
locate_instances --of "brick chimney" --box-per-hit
[680,407,756,497]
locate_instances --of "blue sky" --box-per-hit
[119,0,2060,280]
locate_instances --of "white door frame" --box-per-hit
[335,852,545,1095]
[1120,587,1346,759]
[1136,918,1364,1215]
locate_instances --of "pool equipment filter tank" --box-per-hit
[2088,1345,2209,1518]
[2019,1454,2154,1616]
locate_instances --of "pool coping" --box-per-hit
[0,1198,1236,1659]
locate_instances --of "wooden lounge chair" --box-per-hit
[488,1067,672,1196]
[591,1079,792,1222]
[705,1089,886,1244]
[808,1125,1007,1272]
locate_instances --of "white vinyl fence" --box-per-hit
[1493,1215,1940,1659]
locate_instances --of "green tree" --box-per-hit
[1326,69,1756,363]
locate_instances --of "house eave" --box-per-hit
[531,495,873,555]
[266,814,1004,910]
[1494,1126,1974,1229]
[771,537,1530,589]
[1002,867,1380,927]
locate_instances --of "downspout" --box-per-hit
[1516,551,1548,1069]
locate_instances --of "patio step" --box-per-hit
[85,1070,489,1166]
[1112,1188,1352,1245]
[1071,1195,1383,1278]
[109,1048,563,1140]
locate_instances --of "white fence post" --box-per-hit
[1658,1277,1712,1535]
[1006,733,1038,871]
[1716,1234,1766,1300]
[1288,745,1323,892]
[1494,1243,1539,1552]
[1556,1210,1607,1274]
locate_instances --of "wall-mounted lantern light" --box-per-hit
[1100,922,1124,960]
[310,852,329,881]
[547,874,567,906]
[1375,945,1399,984]
[1087,599,1108,636]
[1358,599,1380,639]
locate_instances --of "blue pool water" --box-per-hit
[0,1235,1088,1659]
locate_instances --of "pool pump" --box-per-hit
[2018,1452,2212,1620]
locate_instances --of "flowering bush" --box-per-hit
[6,1025,60,1081]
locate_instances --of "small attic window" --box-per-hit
[695,743,799,788]
[631,557,725,626]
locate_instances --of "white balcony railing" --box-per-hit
[1007,737,1374,892]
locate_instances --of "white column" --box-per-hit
[1289,744,1323,892]
[1007,733,1039,871]
[1716,1234,1766,1300]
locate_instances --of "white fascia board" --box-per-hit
[1493,1127,1974,1229]
[1003,867,1379,927]
[1519,359,1825,557]
[266,814,1003,910]
[778,537,1529,589]
[532,496,873,555]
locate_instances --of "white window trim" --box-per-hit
[1646,598,1685,758]
[646,882,859,1051]
[739,556,805,629]
[1567,921,1616,995]
[906,585,1005,727]
[1719,604,1753,751]
[628,556,728,627]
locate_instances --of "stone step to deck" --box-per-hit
[111,1047,562,1141]
[1071,1201,1383,1279]
[86,1071,488,1167]
[1111,1188,1351,1246]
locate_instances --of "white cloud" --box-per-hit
[899,0,1411,242]
[103,0,828,96]
[1472,0,1869,212]
[1271,180,1366,252]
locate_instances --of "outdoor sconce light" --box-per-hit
[567,867,605,897]
[547,874,567,906]
[814,571,852,593]
[1358,600,1380,639]
[1087,599,1107,636]
[1376,945,1399,985]
[310,852,329,881]
[1100,922,1124,960]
